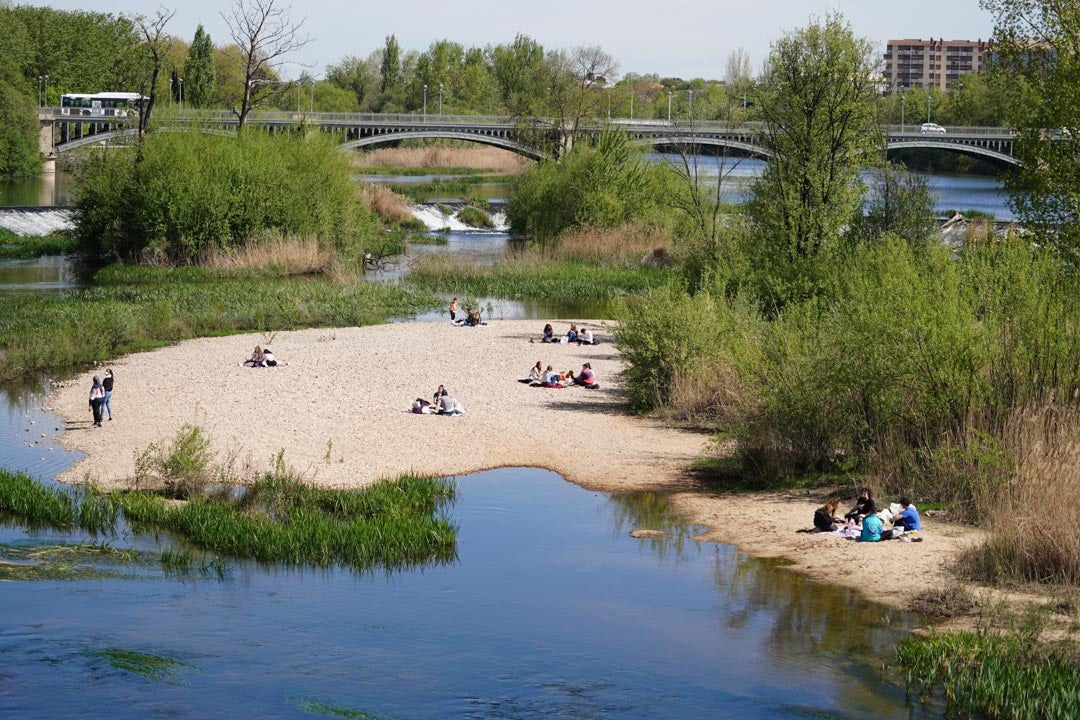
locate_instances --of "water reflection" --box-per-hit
[0,171,75,207]
[0,255,93,295]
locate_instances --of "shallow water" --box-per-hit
[0,466,932,719]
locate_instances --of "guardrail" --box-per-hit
[35,108,1020,137]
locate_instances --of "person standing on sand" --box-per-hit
[102,369,115,421]
[88,376,105,428]
[449,298,459,323]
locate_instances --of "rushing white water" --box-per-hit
[0,209,74,237]
[410,204,509,233]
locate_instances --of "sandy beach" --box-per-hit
[48,319,990,613]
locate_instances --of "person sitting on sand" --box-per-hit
[882,497,921,540]
[411,398,433,414]
[521,361,543,384]
[433,385,448,405]
[541,324,555,343]
[573,362,599,389]
[245,345,264,367]
[565,324,579,343]
[813,498,844,532]
[464,307,483,326]
[578,327,594,345]
[858,512,883,542]
[540,365,563,387]
[844,487,877,523]
[559,369,576,384]
[262,348,278,367]
[437,394,465,416]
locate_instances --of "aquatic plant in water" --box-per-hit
[94,649,197,684]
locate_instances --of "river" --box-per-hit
[0,163,990,717]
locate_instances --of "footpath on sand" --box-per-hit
[49,319,988,616]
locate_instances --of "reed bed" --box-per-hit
[200,235,333,276]
[358,183,416,224]
[117,468,458,571]
[962,405,1080,585]
[897,632,1080,719]
[551,224,674,266]
[407,254,674,302]
[351,146,530,173]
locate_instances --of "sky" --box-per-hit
[42,0,996,81]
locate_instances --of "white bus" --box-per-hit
[60,92,144,117]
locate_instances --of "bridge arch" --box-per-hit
[340,130,549,161]
[628,135,774,161]
[55,125,237,153]
[886,139,1019,168]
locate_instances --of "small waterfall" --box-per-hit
[0,209,74,237]
[410,204,509,233]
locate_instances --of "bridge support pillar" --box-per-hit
[38,119,55,159]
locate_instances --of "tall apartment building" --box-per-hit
[883,38,988,94]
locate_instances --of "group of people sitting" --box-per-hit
[242,345,282,367]
[539,323,595,345]
[449,299,484,327]
[811,487,922,542]
[411,384,466,416]
[520,361,599,389]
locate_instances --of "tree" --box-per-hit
[131,8,175,148]
[222,0,309,129]
[184,24,216,108]
[490,34,546,116]
[854,162,938,244]
[326,54,376,108]
[747,13,880,305]
[982,0,1080,259]
[0,81,39,177]
[538,45,617,153]
[380,34,402,94]
[724,47,753,90]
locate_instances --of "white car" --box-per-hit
[920,122,947,134]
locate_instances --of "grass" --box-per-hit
[116,450,458,571]
[293,696,392,719]
[358,183,415,224]
[407,254,675,302]
[388,177,500,203]
[94,649,197,684]
[405,234,447,246]
[0,266,439,382]
[897,631,1080,719]
[358,165,497,176]
[455,206,494,229]
[0,469,118,533]
[0,229,79,259]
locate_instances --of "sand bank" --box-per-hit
[49,319,989,614]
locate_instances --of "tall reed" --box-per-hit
[351,146,530,173]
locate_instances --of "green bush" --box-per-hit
[73,131,365,263]
[455,205,494,229]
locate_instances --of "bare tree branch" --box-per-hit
[221,0,311,128]
[131,7,176,153]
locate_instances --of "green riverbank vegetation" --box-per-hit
[0,263,436,381]
[0,427,459,573]
[0,229,79,259]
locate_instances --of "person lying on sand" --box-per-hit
[411,398,435,414]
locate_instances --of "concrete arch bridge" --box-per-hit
[39,110,1022,169]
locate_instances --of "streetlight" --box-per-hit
[926,90,931,123]
[43,75,49,108]
[688,89,693,119]
[178,78,184,110]
[666,90,672,122]
[900,93,906,133]
[438,83,443,116]
[310,80,314,113]
[630,90,634,120]
[37,76,43,107]
[422,84,427,119]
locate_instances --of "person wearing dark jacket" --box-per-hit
[814,498,843,532]
[102,368,115,421]
[844,487,877,523]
